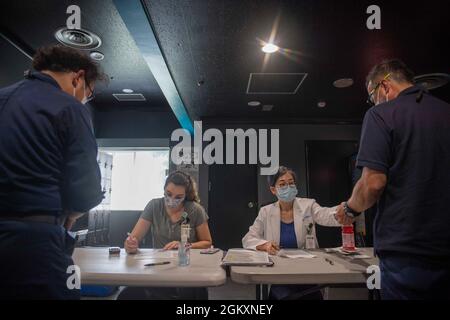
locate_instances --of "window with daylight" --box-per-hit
[98,149,169,211]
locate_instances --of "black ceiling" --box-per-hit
[1,0,449,124]
[0,0,170,112]
[144,0,450,122]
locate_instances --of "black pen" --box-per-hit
[144,261,171,267]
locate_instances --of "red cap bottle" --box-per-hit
[342,225,356,251]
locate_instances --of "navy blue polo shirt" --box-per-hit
[0,71,103,215]
[357,85,450,258]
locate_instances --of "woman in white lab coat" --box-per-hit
[242,166,342,299]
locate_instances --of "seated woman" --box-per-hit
[242,166,342,300]
[125,171,212,252]
[119,171,212,300]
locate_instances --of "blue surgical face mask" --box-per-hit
[164,194,185,209]
[275,185,298,202]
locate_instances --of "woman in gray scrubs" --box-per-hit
[118,171,212,300]
[125,171,212,252]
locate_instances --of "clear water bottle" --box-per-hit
[178,224,191,266]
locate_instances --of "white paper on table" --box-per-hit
[133,250,177,260]
[278,249,316,259]
[222,249,271,265]
[325,247,371,259]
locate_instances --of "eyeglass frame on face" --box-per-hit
[366,73,391,106]
[276,182,296,189]
[73,71,95,103]
[84,81,95,103]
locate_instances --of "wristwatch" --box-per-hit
[343,202,361,218]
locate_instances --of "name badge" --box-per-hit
[305,235,315,249]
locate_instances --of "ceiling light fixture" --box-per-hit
[90,51,104,61]
[248,101,261,107]
[262,43,279,54]
[333,78,354,88]
[317,101,327,108]
[414,73,450,90]
[54,27,102,50]
[122,89,134,93]
[262,104,274,111]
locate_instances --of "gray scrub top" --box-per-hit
[140,197,208,248]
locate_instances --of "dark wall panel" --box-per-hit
[0,36,32,88]
[94,110,180,139]
[199,123,362,212]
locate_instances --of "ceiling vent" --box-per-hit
[262,104,274,111]
[246,73,307,94]
[54,27,102,50]
[414,73,450,90]
[113,93,146,102]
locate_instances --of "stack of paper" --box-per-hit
[133,250,177,260]
[222,249,273,266]
[325,247,371,259]
[277,249,316,259]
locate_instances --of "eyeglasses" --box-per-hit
[366,73,391,106]
[85,82,95,103]
[277,182,296,189]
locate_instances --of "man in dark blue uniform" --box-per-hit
[0,45,104,299]
[336,59,450,299]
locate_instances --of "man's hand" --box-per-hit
[163,241,180,251]
[335,202,355,226]
[256,241,280,255]
[63,211,85,230]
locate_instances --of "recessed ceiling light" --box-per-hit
[317,101,327,108]
[54,27,102,50]
[262,43,279,54]
[333,78,354,88]
[122,89,134,93]
[414,73,450,90]
[90,51,104,61]
[248,101,261,107]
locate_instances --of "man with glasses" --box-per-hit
[0,45,105,299]
[336,59,450,299]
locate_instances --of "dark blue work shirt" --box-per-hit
[0,71,103,215]
[356,85,450,258]
[280,222,297,249]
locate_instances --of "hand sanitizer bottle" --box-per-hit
[178,224,191,266]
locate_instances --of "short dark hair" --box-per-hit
[164,171,200,203]
[366,59,415,89]
[268,166,297,187]
[32,44,106,85]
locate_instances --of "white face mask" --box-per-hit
[72,78,89,105]
[81,96,89,105]
[375,87,389,105]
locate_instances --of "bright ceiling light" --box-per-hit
[262,43,279,54]
[333,78,354,88]
[248,101,261,107]
[90,51,104,61]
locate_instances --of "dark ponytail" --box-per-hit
[164,171,200,203]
